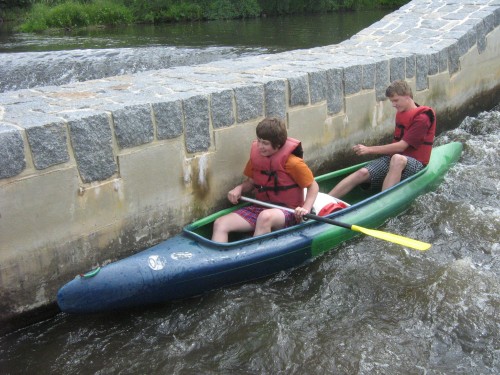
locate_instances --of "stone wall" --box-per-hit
[1,0,499,330]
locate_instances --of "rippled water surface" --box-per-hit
[1,107,499,374]
[0,11,390,92]
[0,12,390,53]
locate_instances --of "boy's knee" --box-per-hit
[354,167,370,181]
[257,210,273,224]
[212,218,220,229]
[390,154,407,169]
[213,217,225,231]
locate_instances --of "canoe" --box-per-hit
[57,142,462,314]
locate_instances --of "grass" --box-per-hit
[9,0,408,33]
[19,0,134,32]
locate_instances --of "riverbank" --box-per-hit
[2,0,408,33]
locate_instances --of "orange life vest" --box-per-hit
[250,137,304,209]
[394,105,436,165]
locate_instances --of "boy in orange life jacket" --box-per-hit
[328,80,436,198]
[212,117,319,243]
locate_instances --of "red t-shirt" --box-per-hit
[402,113,431,150]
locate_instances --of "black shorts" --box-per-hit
[365,155,424,191]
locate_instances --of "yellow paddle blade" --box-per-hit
[351,225,432,251]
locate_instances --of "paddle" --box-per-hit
[240,196,431,251]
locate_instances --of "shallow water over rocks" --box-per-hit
[0,11,390,92]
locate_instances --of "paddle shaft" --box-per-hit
[240,196,350,228]
[239,196,431,251]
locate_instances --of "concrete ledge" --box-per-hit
[0,0,499,330]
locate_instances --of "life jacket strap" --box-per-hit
[254,183,299,193]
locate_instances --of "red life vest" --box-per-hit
[250,137,304,209]
[394,105,436,165]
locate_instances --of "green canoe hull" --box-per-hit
[309,141,463,256]
[57,142,462,314]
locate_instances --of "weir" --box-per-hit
[0,0,499,331]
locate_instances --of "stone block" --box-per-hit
[483,13,495,33]
[265,80,286,120]
[183,95,211,153]
[0,123,25,179]
[21,113,69,170]
[343,65,362,96]
[326,68,343,115]
[406,55,416,79]
[210,90,234,129]
[234,85,264,123]
[448,42,460,74]
[375,60,390,101]
[457,34,470,56]
[308,70,327,104]
[67,112,117,183]
[429,52,440,75]
[112,104,154,149]
[390,57,406,82]
[416,54,429,91]
[288,75,309,106]
[438,49,449,72]
[362,63,376,90]
[153,100,184,139]
[476,21,487,53]
[466,28,477,50]
[494,8,500,27]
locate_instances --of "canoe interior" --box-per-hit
[186,161,377,242]
[56,143,461,314]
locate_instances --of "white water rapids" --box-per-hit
[1,105,499,374]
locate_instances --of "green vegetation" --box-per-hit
[17,1,133,31]
[0,0,409,33]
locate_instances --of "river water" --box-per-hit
[0,107,499,373]
[1,10,500,375]
[0,11,389,92]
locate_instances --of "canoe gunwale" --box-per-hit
[183,164,369,249]
[56,142,463,314]
[182,142,463,250]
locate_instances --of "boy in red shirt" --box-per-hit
[329,80,436,198]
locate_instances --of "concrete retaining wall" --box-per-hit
[1,0,499,330]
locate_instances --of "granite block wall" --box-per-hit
[0,0,499,329]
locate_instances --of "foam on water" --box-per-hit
[1,106,499,374]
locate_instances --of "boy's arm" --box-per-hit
[353,140,408,156]
[294,180,319,221]
[302,180,319,213]
[228,178,254,204]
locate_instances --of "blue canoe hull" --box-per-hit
[57,142,462,314]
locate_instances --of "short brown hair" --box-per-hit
[386,80,413,98]
[256,117,287,149]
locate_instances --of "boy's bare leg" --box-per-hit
[328,168,370,198]
[212,212,253,242]
[253,209,286,236]
[382,155,407,191]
